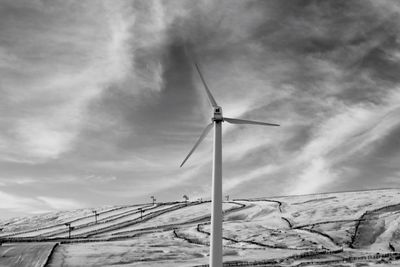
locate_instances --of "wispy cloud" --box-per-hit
[0,0,134,163]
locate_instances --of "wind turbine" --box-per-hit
[183,194,189,206]
[180,63,279,267]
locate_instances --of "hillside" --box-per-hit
[2,189,400,266]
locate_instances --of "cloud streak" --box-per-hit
[0,0,134,163]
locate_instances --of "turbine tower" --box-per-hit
[180,63,279,267]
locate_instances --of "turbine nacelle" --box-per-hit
[212,106,223,122]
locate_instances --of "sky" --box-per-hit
[1,0,400,219]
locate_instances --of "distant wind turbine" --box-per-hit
[183,194,189,206]
[150,196,156,205]
[180,63,280,267]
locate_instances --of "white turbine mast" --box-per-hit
[180,62,280,267]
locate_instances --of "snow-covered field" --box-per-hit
[2,189,400,266]
[0,242,57,267]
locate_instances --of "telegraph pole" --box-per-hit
[92,210,99,224]
[65,223,74,239]
[138,208,145,220]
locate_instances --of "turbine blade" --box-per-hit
[224,117,280,127]
[194,63,218,108]
[180,123,213,167]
